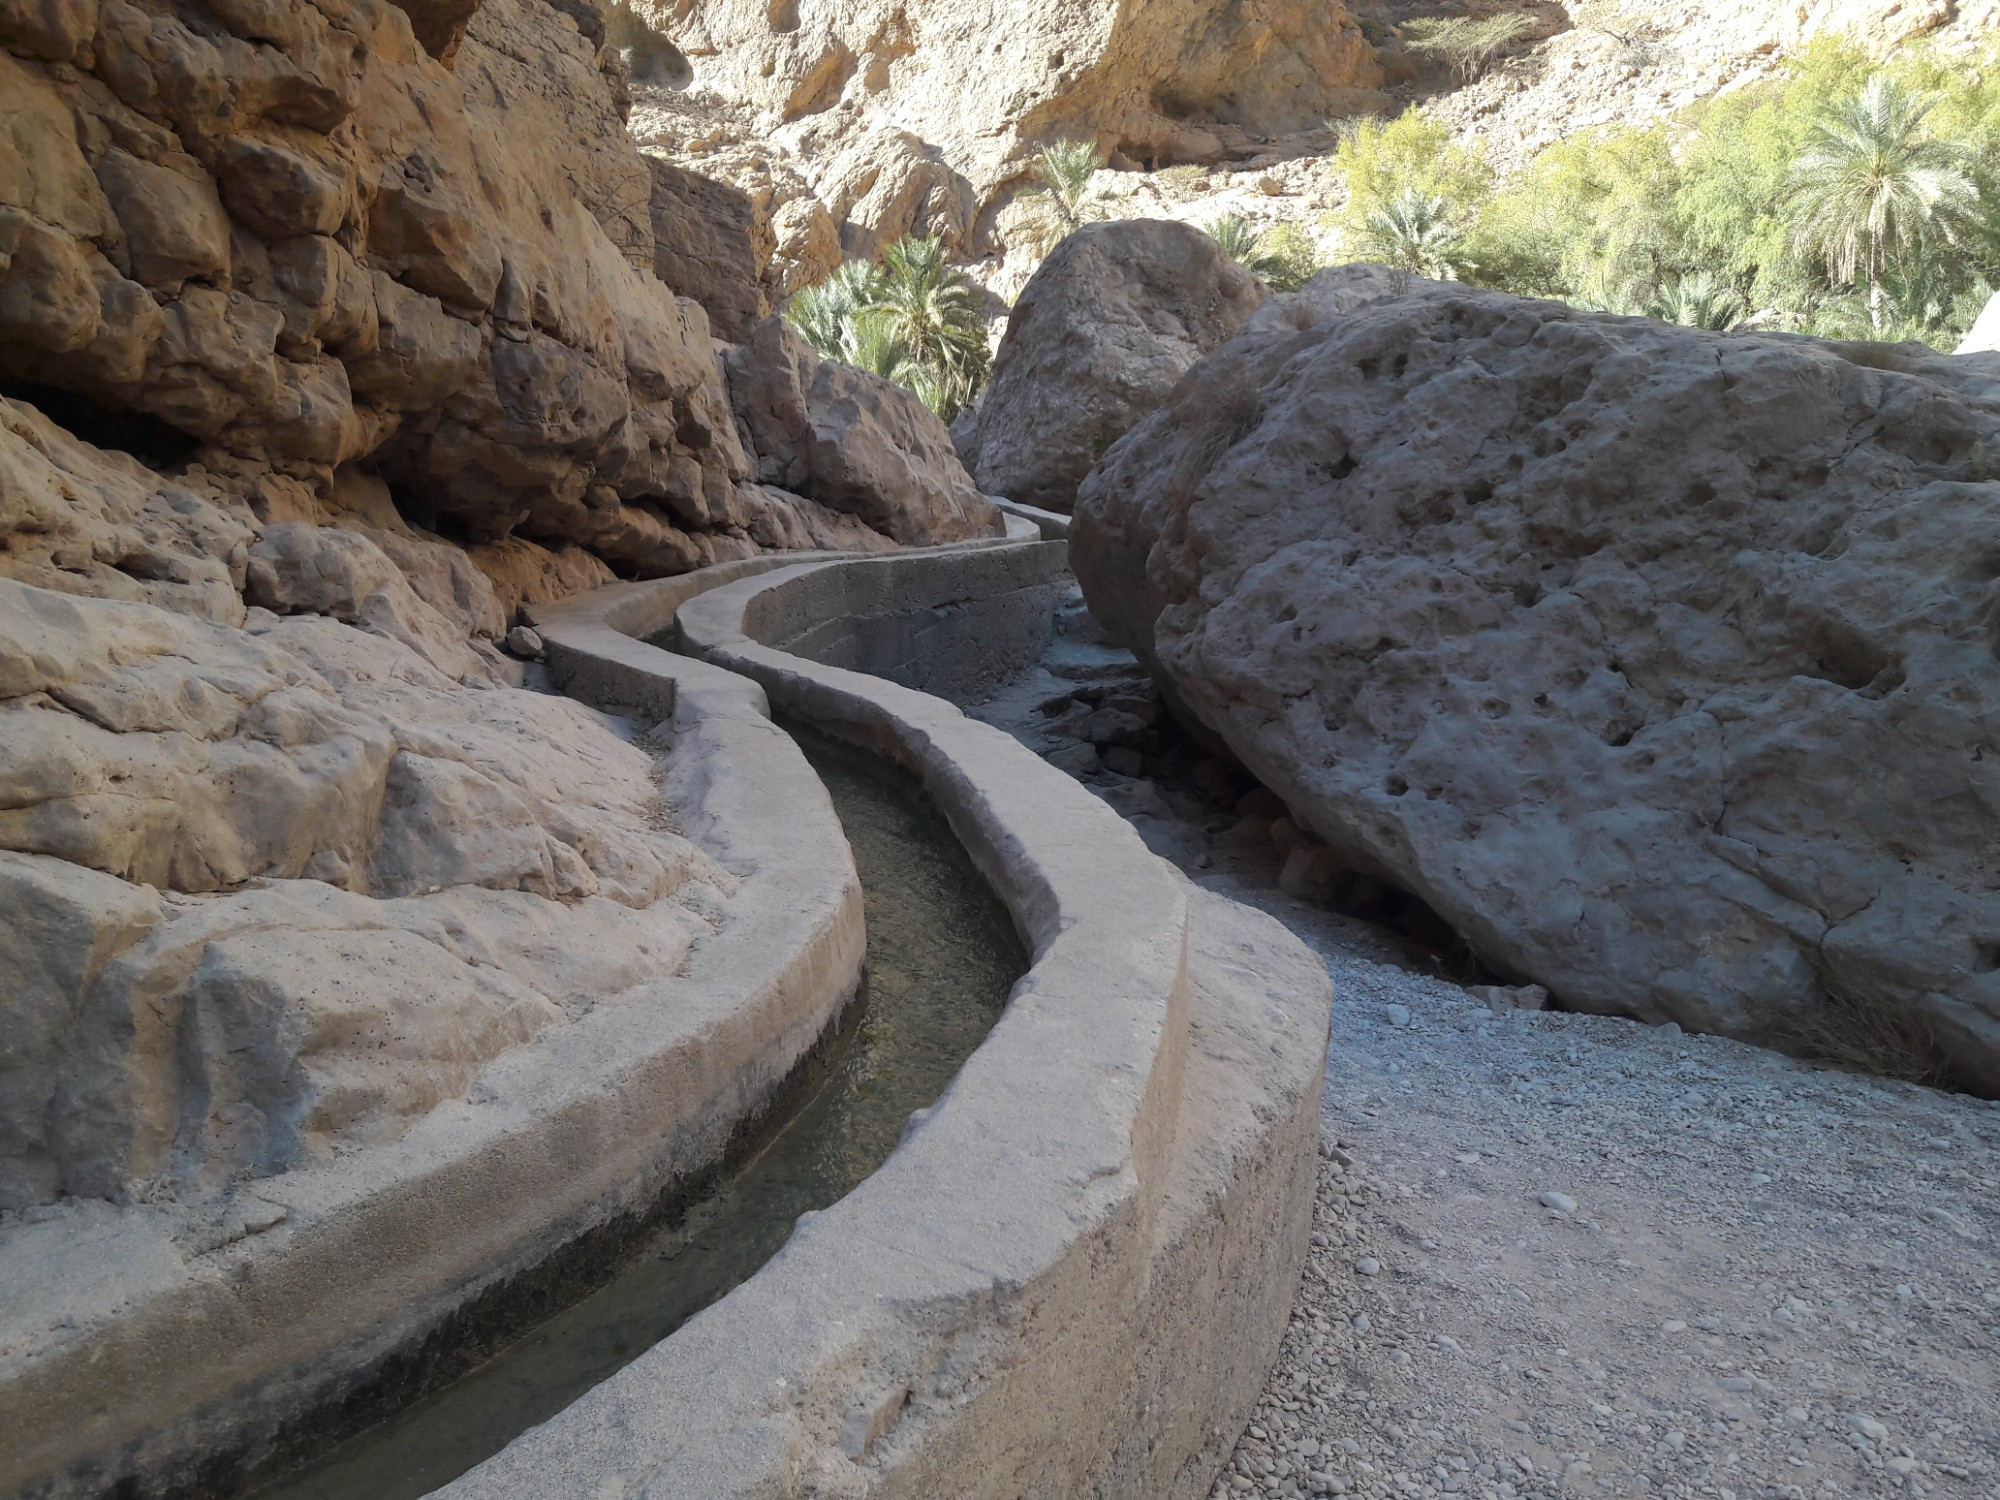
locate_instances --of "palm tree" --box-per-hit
[787,260,887,361]
[1206,215,1281,278]
[869,235,990,423]
[1784,74,1978,333]
[783,237,990,422]
[1031,139,1104,236]
[1353,188,1460,280]
[1647,270,1744,330]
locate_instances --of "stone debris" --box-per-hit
[974,591,2000,1500]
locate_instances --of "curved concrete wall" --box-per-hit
[434,542,1332,1500]
[1,571,867,1500]
[739,541,1068,703]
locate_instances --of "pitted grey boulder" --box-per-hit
[1074,280,2000,1089]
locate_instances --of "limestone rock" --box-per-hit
[1073,281,2000,1088]
[246,522,484,679]
[646,156,774,342]
[0,576,731,1208]
[0,0,930,585]
[725,316,1003,545]
[468,536,620,625]
[973,220,1270,512]
[1240,262,1409,337]
[0,396,253,626]
[628,0,1381,256]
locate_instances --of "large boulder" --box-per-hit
[0,573,730,1208]
[1073,280,2000,1089]
[725,316,1003,545]
[972,219,1271,512]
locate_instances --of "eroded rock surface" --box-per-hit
[0,572,731,1210]
[971,219,1269,512]
[1073,281,2000,1088]
[726,316,1002,545]
[646,157,774,342]
[0,0,977,585]
[619,0,1383,281]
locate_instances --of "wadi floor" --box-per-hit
[970,611,2000,1500]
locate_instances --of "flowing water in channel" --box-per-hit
[243,729,1023,1500]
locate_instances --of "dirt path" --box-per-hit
[970,596,2000,1500]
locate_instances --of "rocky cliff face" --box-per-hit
[1073,279,2000,1090]
[0,0,997,1212]
[623,0,1384,287]
[0,0,995,595]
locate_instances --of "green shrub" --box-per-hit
[1401,14,1535,81]
[1449,37,2000,346]
[1258,222,1322,291]
[1325,107,1493,255]
[1204,217,1321,290]
[785,236,990,422]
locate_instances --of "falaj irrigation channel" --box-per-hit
[243,730,1025,1500]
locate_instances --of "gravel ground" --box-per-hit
[969,594,2000,1500]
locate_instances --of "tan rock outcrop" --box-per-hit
[0,573,730,1209]
[726,316,1004,545]
[971,219,1269,512]
[627,0,1382,262]
[0,0,981,594]
[646,157,774,341]
[1073,281,2000,1089]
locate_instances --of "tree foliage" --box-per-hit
[1783,74,1979,330]
[1322,40,2000,349]
[1401,14,1534,81]
[1354,189,1461,279]
[1205,217,1323,291]
[785,236,990,422]
[1023,139,1106,253]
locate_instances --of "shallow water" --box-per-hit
[243,729,1022,1500]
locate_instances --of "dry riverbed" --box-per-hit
[970,595,2000,1500]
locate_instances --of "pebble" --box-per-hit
[1354,1257,1381,1276]
[1538,1191,1578,1214]
[1849,1413,1890,1442]
[1385,1004,1411,1028]
[504,624,544,658]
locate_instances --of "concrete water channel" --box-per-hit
[244,731,1024,1500]
[1,542,1327,1500]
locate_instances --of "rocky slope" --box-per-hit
[617,0,2000,310]
[1072,275,2000,1091]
